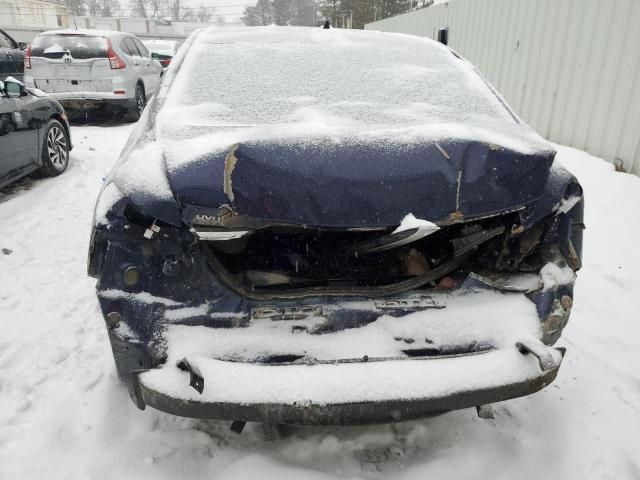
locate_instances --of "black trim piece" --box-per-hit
[134,363,560,425]
[0,164,38,190]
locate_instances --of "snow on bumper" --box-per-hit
[133,343,563,425]
[101,283,574,423]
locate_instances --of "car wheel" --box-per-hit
[39,119,70,177]
[125,84,146,122]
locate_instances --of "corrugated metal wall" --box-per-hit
[365,0,640,175]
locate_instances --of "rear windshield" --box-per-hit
[151,52,172,61]
[166,29,514,127]
[30,34,108,59]
[144,41,176,53]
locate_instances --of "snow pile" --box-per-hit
[99,289,182,307]
[540,262,576,290]
[393,213,440,234]
[159,290,541,364]
[112,141,174,201]
[93,182,123,225]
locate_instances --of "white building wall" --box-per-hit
[366,0,640,175]
[0,0,67,28]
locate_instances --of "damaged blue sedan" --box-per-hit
[88,27,584,426]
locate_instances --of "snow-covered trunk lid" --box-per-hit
[167,138,554,228]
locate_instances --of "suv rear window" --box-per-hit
[30,34,108,60]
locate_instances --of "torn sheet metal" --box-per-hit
[223,143,239,203]
[468,272,542,293]
[167,138,554,228]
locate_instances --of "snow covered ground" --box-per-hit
[0,123,639,479]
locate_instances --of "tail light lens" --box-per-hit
[160,58,171,67]
[25,45,31,69]
[107,38,126,70]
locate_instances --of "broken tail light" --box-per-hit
[24,45,31,69]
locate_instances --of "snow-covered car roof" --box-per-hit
[37,29,132,38]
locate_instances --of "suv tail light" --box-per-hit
[25,45,31,69]
[107,38,126,70]
[160,58,171,67]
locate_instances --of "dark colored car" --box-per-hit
[88,27,584,426]
[0,29,26,81]
[0,77,71,190]
[142,39,181,74]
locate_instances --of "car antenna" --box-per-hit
[323,19,330,29]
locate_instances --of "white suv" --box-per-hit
[23,30,162,121]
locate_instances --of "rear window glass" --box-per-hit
[151,52,172,61]
[30,34,108,59]
[144,41,176,53]
[133,38,149,57]
[121,37,139,57]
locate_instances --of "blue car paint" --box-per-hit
[167,139,555,228]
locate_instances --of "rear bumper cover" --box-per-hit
[130,344,564,425]
[47,91,133,101]
[47,92,136,110]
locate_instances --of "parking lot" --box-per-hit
[0,119,638,480]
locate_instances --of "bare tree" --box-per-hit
[101,0,121,16]
[291,0,315,26]
[64,0,86,16]
[130,0,147,17]
[241,6,259,25]
[255,0,272,25]
[169,0,181,20]
[320,0,339,25]
[272,0,293,25]
[317,0,412,28]
[148,0,168,18]
[85,0,102,16]
[196,5,212,22]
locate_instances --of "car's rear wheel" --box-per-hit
[39,119,70,177]
[125,84,146,122]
